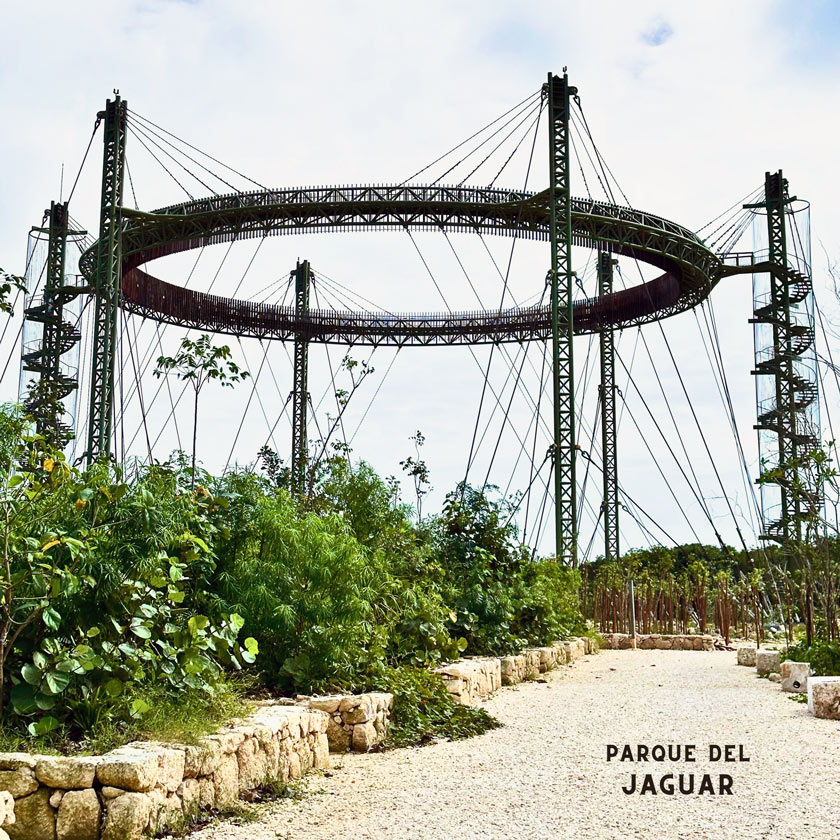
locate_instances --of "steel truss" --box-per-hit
[598,249,619,563]
[105,186,720,346]
[546,72,577,564]
[61,80,733,543]
[748,171,820,541]
[21,201,84,447]
[291,260,310,495]
[86,95,127,463]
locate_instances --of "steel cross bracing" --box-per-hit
[41,201,69,388]
[748,171,819,541]
[546,71,577,565]
[86,96,127,464]
[291,260,310,495]
[597,249,619,563]
[21,201,83,446]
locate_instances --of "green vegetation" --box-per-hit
[583,535,840,649]
[0,405,256,750]
[785,640,840,676]
[208,457,585,741]
[364,665,501,746]
[0,373,584,750]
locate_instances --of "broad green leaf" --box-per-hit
[105,678,124,697]
[130,698,151,718]
[28,716,60,736]
[10,684,36,714]
[44,671,70,695]
[34,693,56,711]
[21,663,41,685]
[55,658,80,674]
[188,615,209,637]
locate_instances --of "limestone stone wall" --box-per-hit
[3,703,329,840]
[604,633,719,651]
[4,638,599,835]
[439,637,595,701]
[305,693,393,752]
[434,657,503,706]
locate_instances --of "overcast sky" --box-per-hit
[2,0,839,557]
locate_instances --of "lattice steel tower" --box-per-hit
[598,248,619,562]
[747,171,821,541]
[545,71,577,565]
[19,201,85,449]
[291,259,311,495]
[86,95,127,463]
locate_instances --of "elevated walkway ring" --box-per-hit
[79,184,724,346]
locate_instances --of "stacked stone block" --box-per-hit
[755,649,781,675]
[306,693,393,752]
[0,792,14,840]
[433,657,503,706]
[3,704,329,840]
[779,661,811,693]
[807,676,840,720]
[604,633,718,651]
[439,638,594,699]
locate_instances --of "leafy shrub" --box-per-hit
[0,407,256,741]
[314,459,463,667]
[212,473,380,693]
[510,560,584,646]
[436,483,582,655]
[786,640,840,676]
[364,664,500,746]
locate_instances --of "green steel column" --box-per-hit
[26,200,72,447]
[747,171,797,541]
[42,201,69,385]
[597,249,619,563]
[766,171,798,540]
[86,95,127,464]
[291,260,311,495]
[546,71,577,564]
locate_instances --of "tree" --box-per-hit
[24,378,73,451]
[758,442,839,645]
[154,335,249,487]
[306,355,374,498]
[0,269,24,316]
[400,430,431,521]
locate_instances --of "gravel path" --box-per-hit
[188,650,840,840]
